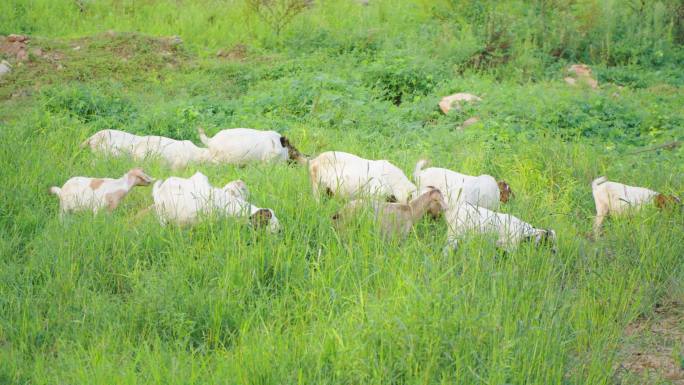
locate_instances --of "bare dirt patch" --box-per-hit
[216,44,249,61]
[615,295,684,384]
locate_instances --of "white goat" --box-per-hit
[82,130,211,169]
[50,168,153,215]
[332,187,448,240]
[309,151,417,204]
[444,202,556,254]
[414,160,511,210]
[132,135,212,169]
[198,127,305,165]
[151,172,280,233]
[81,129,142,156]
[592,176,680,235]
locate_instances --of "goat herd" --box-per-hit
[50,127,681,254]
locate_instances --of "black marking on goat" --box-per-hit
[280,135,304,164]
[250,209,273,228]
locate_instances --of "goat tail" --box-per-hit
[413,159,428,182]
[49,186,61,196]
[591,176,608,188]
[197,127,210,146]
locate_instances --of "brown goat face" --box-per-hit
[654,194,681,209]
[250,209,273,228]
[280,136,305,164]
[129,168,154,186]
[427,190,447,219]
[498,180,512,203]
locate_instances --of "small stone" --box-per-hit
[0,60,12,77]
[565,64,598,89]
[7,34,29,43]
[16,49,28,61]
[439,93,481,114]
[461,117,480,129]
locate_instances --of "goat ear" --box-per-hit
[139,173,154,185]
[250,209,273,228]
[498,180,512,203]
[279,136,289,147]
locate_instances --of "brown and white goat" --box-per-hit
[592,176,680,235]
[414,159,512,211]
[332,187,447,240]
[50,168,153,215]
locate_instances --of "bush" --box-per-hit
[364,55,441,105]
[41,84,136,125]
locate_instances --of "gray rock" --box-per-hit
[0,60,12,77]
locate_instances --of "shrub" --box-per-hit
[364,56,440,105]
[41,84,136,125]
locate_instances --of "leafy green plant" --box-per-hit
[364,56,439,105]
[40,84,136,124]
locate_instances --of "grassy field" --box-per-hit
[1,1,683,384]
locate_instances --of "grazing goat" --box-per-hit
[82,130,211,169]
[151,172,281,233]
[444,202,556,254]
[591,176,680,235]
[309,151,417,204]
[81,129,142,156]
[332,187,448,239]
[50,168,153,215]
[132,135,212,169]
[414,160,511,210]
[198,127,306,165]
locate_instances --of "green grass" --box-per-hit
[1,1,684,384]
